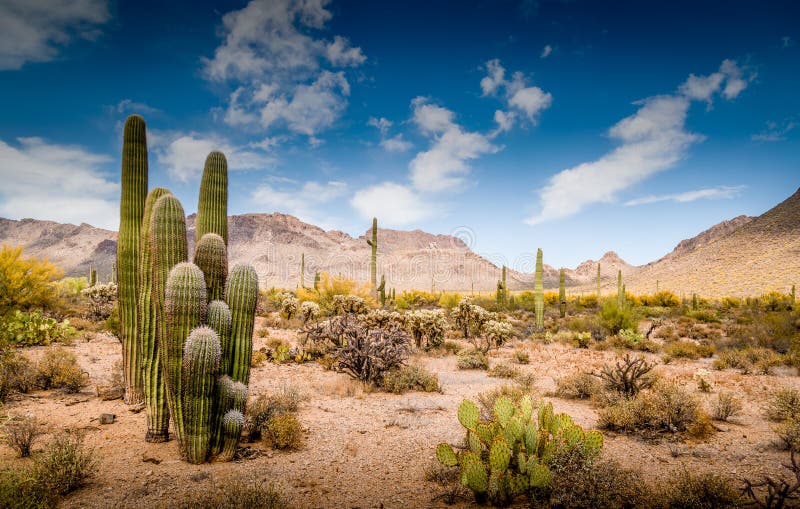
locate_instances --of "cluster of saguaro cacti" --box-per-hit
[436,397,603,506]
[118,116,258,463]
[559,268,566,318]
[534,249,544,330]
[366,217,378,290]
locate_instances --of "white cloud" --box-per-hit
[624,185,745,206]
[0,0,110,70]
[367,117,392,136]
[151,131,275,182]
[350,182,438,226]
[108,99,160,115]
[751,118,798,142]
[540,45,552,58]
[719,59,752,99]
[203,0,365,141]
[380,134,412,152]
[409,97,498,192]
[526,60,750,225]
[252,179,347,225]
[0,137,118,229]
[479,60,552,125]
[492,110,517,135]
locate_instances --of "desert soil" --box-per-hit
[2,322,796,508]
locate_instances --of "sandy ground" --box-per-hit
[2,324,797,509]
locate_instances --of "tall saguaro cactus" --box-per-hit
[534,248,544,331]
[366,217,378,290]
[194,233,228,302]
[139,187,173,442]
[195,151,228,246]
[119,114,149,405]
[225,264,258,385]
[559,269,566,318]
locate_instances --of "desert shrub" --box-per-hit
[513,348,530,364]
[537,459,652,509]
[712,392,743,421]
[262,413,302,450]
[658,469,742,508]
[250,349,268,367]
[0,245,63,317]
[33,431,95,497]
[576,294,599,308]
[298,301,320,324]
[775,416,800,451]
[565,315,603,339]
[381,364,440,393]
[0,345,37,402]
[663,341,714,360]
[765,388,800,422]
[713,347,784,374]
[438,292,462,309]
[554,371,601,400]
[487,363,520,379]
[456,349,488,370]
[599,381,704,435]
[81,282,117,321]
[573,331,592,349]
[2,415,44,457]
[0,310,76,347]
[310,272,375,314]
[425,460,468,505]
[405,309,448,349]
[302,314,409,384]
[595,354,656,397]
[35,348,87,392]
[102,306,120,338]
[742,446,800,508]
[694,369,713,392]
[688,309,720,323]
[599,301,637,335]
[245,386,303,441]
[441,340,462,355]
[475,384,537,419]
[175,479,287,509]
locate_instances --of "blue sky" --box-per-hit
[0,0,798,270]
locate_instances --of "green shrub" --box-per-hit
[0,245,63,317]
[537,459,652,509]
[262,414,302,450]
[245,385,303,441]
[381,364,440,393]
[688,309,720,323]
[457,349,489,370]
[487,364,520,379]
[713,347,784,374]
[440,340,463,355]
[712,392,743,422]
[173,479,288,509]
[33,431,95,497]
[554,371,601,400]
[2,415,43,457]
[599,301,637,335]
[0,345,36,403]
[35,348,87,393]
[599,382,706,435]
[513,348,530,364]
[0,311,76,347]
[765,388,800,422]
[663,341,714,360]
[657,469,741,508]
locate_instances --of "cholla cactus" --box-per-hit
[695,368,713,393]
[332,294,367,315]
[406,309,448,349]
[82,282,117,320]
[436,397,603,506]
[361,309,404,329]
[299,301,320,324]
[483,320,515,349]
[454,298,476,339]
[280,294,299,320]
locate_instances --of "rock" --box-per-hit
[99,413,115,424]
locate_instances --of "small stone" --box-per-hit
[99,413,116,424]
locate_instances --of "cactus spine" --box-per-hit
[366,217,377,290]
[182,326,221,464]
[195,151,228,246]
[119,114,149,405]
[164,262,208,452]
[139,187,173,442]
[534,248,543,331]
[193,233,228,302]
[225,264,258,385]
[559,269,566,318]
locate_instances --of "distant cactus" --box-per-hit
[692,292,698,311]
[313,271,320,290]
[182,326,221,464]
[617,270,624,307]
[378,274,386,306]
[225,264,258,385]
[559,269,566,318]
[366,217,377,290]
[89,266,97,287]
[193,233,227,302]
[139,187,173,442]
[596,263,601,299]
[496,266,508,305]
[534,248,544,331]
[164,262,208,451]
[195,151,228,245]
[119,114,149,405]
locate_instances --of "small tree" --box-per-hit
[0,245,62,317]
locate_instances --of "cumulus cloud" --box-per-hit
[624,185,745,206]
[107,99,160,116]
[380,134,412,152]
[203,0,365,141]
[252,179,347,226]
[480,59,552,130]
[540,45,552,58]
[0,0,110,70]
[350,182,439,227]
[751,118,798,142]
[151,131,276,182]
[0,137,118,229]
[409,97,498,192]
[525,60,751,225]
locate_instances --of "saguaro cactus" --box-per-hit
[617,270,624,307]
[164,262,208,450]
[194,233,228,302]
[89,266,97,287]
[534,248,544,330]
[195,151,228,245]
[211,375,247,457]
[378,274,386,306]
[182,326,221,464]
[596,263,601,298]
[119,114,149,405]
[366,217,377,289]
[559,269,566,318]
[207,300,232,376]
[218,410,244,462]
[225,264,258,385]
[139,187,173,442]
